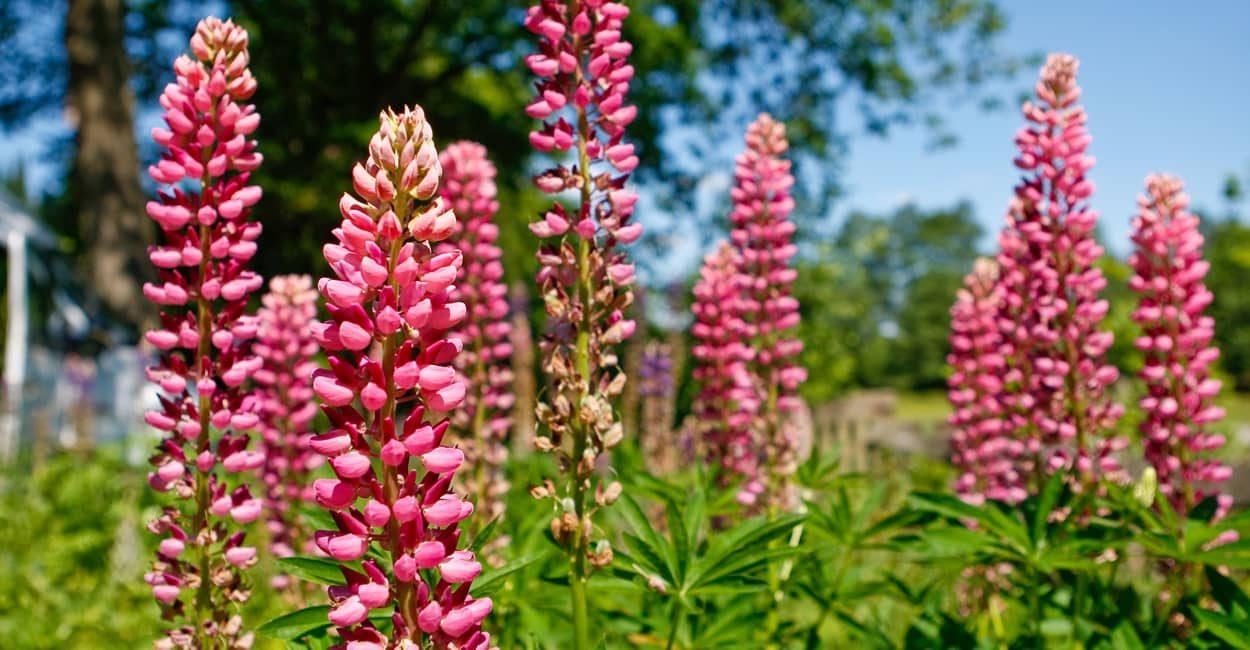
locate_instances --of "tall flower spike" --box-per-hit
[439,141,514,531]
[691,242,760,498]
[141,17,264,649]
[728,114,806,510]
[995,53,1124,493]
[525,1,638,646]
[1129,173,1232,519]
[948,258,1027,506]
[254,274,322,596]
[310,107,493,650]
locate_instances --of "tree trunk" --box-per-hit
[66,0,153,329]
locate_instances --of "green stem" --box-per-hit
[194,222,214,649]
[665,601,681,650]
[568,11,596,645]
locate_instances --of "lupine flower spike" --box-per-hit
[691,242,759,497]
[439,142,514,531]
[729,114,806,510]
[995,53,1124,494]
[947,258,1027,506]
[310,107,493,649]
[254,274,322,595]
[525,1,638,645]
[142,16,265,649]
[1129,173,1233,522]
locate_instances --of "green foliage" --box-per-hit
[795,201,984,399]
[0,451,163,647]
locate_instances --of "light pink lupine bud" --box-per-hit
[440,598,493,637]
[330,596,369,626]
[230,499,262,524]
[225,546,257,567]
[314,375,356,407]
[363,499,391,527]
[159,538,185,558]
[317,531,369,561]
[417,601,444,634]
[332,451,372,479]
[315,479,357,509]
[424,494,471,526]
[439,551,482,583]
[153,584,181,604]
[422,447,464,474]
[414,540,446,568]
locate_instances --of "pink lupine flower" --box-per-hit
[947,258,1027,506]
[255,274,323,593]
[142,17,264,648]
[690,242,761,499]
[525,0,636,583]
[439,142,514,529]
[727,113,807,510]
[311,107,493,649]
[1129,173,1233,519]
[994,53,1124,493]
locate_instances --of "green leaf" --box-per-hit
[258,606,332,641]
[1192,607,1250,649]
[618,494,678,581]
[473,553,550,596]
[277,556,346,585]
[1206,565,1250,617]
[1109,620,1146,650]
[1031,469,1065,544]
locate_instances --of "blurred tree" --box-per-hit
[1202,170,1250,390]
[2,0,1019,328]
[65,0,153,327]
[796,201,983,400]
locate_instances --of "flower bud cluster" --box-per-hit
[994,54,1124,492]
[947,259,1027,505]
[142,18,264,648]
[254,274,323,593]
[727,114,806,509]
[309,107,492,649]
[439,142,514,526]
[1129,173,1232,518]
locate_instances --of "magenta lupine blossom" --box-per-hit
[729,113,807,509]
[141,17,265,648]
[524,0,637,578]
[1129,173,1232,518]
[309,107,493,650]
[948,258,1027,506]
[439,141,514,526]
[691,242,761,499]
[995,53,1124,492]
[254,274,322,592]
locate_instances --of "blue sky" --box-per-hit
[2,1,1247,263]
[840,0,1250,255]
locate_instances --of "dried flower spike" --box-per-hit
[525,1,639,646]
